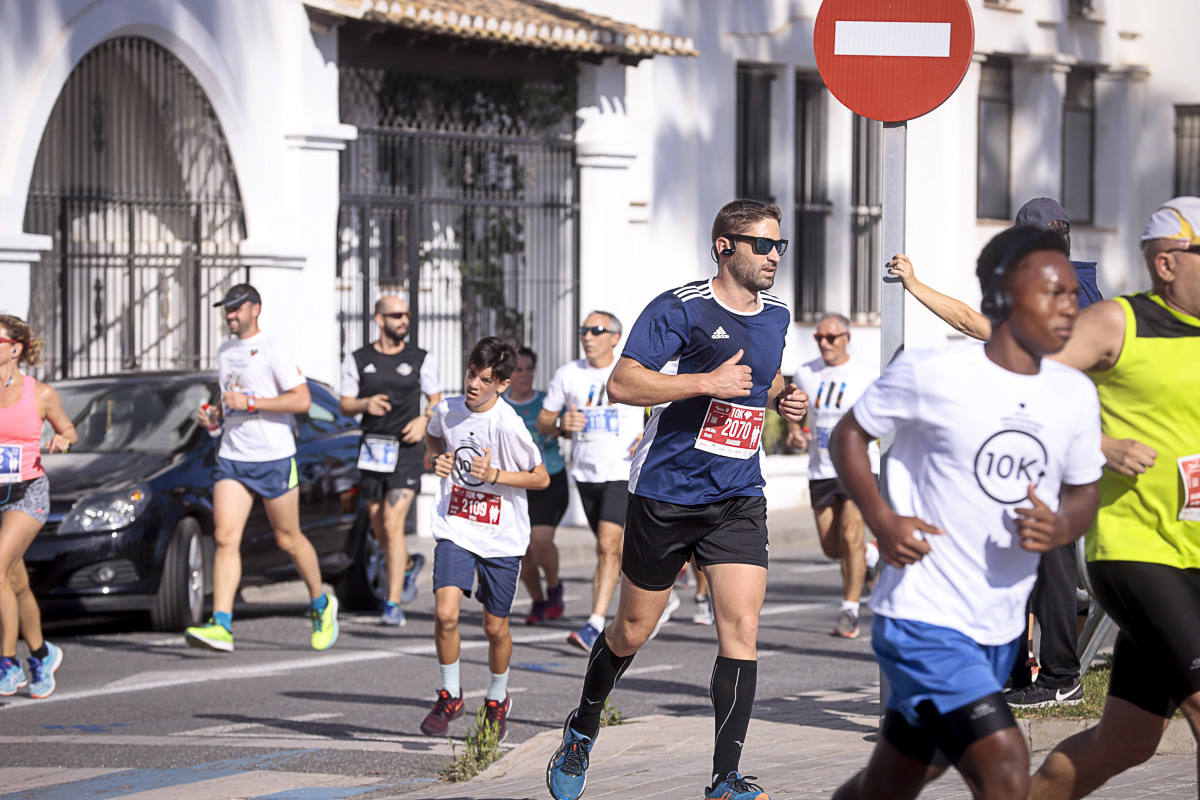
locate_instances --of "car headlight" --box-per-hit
[60,485,152,534]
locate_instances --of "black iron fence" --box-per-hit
[22,36,245,378]
[338,67,579,392]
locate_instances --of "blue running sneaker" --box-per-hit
[380,602,407,626]
[546,711,594,800]
[705,772,769,800]
[0,656,27,696]
[567,622,600,654]
[27,642,63,700]
[401,553,425,605]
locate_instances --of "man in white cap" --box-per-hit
[1029,197,1200,798]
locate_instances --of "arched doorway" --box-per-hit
[23,36,246,378]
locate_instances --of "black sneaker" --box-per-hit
[1004,681,1083,708]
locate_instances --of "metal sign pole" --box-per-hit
[877,119,907,721]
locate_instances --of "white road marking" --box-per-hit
[174,711,340,737]
[622,663,678,677]
[462,685,529,699]
[834,21,951,58]
[785,563,838,575]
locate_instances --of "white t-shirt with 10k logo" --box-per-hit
[852,343,1105,645]
[428,396,543,558]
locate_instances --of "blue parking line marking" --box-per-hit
[253,788,379,799]
[0,767,243,800]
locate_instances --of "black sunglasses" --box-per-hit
[1165,245,1200,256]
[723,233,788,257]
[579,326,615,337]
[813,332,848,344]
[379,311,409,319]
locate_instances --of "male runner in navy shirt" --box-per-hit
[546,200,809,800]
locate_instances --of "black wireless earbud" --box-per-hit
[720,246,735,257]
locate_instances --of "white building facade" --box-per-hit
[0,0,1196,388]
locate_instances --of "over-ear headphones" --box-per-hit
[980,228,1061,322]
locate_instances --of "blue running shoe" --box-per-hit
[567,622,600,654]
[0,656,27,696]
[401,552,425,605]
[546,711,594,800]
[27,642,63,700]
[705,772,769,800]
[381,602,407,626]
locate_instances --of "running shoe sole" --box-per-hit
[186,629,234,652]
[566,631,593,653]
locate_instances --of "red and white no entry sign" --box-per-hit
[814,0,975,122]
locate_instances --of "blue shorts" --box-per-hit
[213,456,298,499]
[873,615,1020,726]
[432,539,522,618]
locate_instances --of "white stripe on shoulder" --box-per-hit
[761,292,790,310]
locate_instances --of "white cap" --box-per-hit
[1141,196,1200,244]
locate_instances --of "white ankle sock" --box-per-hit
[440,660,460,697]
[487,669,509,701]
[587,613,605,631]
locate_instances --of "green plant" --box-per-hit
[600,698,625,727]
[441,705,501,782]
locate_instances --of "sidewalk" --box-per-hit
[414,694,1196,800]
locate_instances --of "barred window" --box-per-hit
[1068,0,1096,16]
[1062,67,1096,224]
[794,73,829,320]
[977,56,1013,220]
[737,65,774,202]
[1175,106,1200,197]
[851,114,882,320]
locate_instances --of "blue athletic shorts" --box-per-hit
[873,615,1020,726]
[432,538,522,618]
[213,456,298,499]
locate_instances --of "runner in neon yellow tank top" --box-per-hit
[1030,197,1200,799]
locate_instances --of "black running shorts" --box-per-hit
[527,468,569,528]
[575,480,629,532]
[1088,560,1200,717]
[808,477,849,510]
[621,494,768,591]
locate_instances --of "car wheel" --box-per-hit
[150,517,208,631]
[335,512,388,611]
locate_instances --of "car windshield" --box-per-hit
[44,380,214,453]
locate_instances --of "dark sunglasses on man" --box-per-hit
[722,233,789,257]
[379,311,409,320]
[813,332,848,344]
[579,325,615,337]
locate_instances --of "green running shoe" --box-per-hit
[185,619,234,652]
[311,593,339,650]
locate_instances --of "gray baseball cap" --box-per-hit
[1014,197,1070,230]
[213,283,261,309]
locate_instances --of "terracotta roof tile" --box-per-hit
[306,0,697,58]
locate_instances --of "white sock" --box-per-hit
[588,613,605,631]
[841,600,859,615]
[865,541,880,569]
[440,660,461,697]
[487,669,510,701]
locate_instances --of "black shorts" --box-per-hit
[1088,560,1200,717]
[360,451,424,502]
[621,494,768,591]
[528,468,569,528]
[575,480,629,532]
[809,477,849,510]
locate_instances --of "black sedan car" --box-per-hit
[25,372,389,630]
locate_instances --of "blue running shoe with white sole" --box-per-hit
[401,553,425,605]
[567,622,600,654]
[381,602,406,626]
[27,642,63,700]
[0,656,27,696]
[705,771,769,800]
[546,710,594,800]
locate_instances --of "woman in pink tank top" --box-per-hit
[0,314,76,699]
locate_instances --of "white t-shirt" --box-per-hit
[855,344,1105,645]
[795,356,880,479]
[543,358,644,484]
[217,332,306,462]
[428,396,543,559]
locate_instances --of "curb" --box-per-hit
[1018,716,1196,755]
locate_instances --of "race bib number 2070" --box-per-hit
[694,400,764,460]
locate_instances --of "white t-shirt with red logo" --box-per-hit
[428,396,543,558]
[217,332,306,462]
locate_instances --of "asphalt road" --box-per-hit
[0,539,875,798]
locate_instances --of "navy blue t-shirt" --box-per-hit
[621,279,790,505]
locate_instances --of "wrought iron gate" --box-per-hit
[23,37,246,378]
[339,68,579,392]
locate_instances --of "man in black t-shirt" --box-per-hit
[340,295,442,625]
